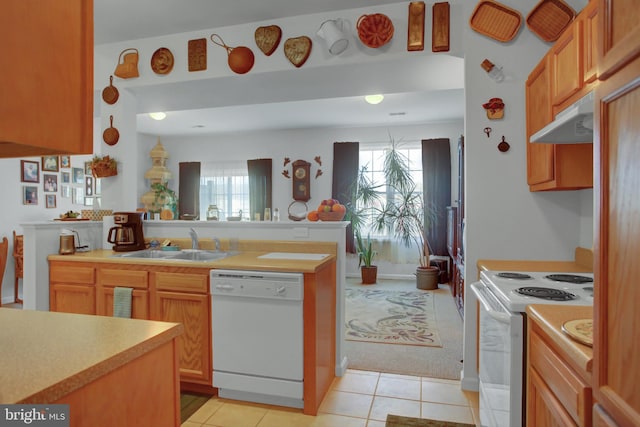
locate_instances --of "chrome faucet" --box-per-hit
[189,228,199,249]
[213,237,221,251]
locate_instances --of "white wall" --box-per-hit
[460,0,591,389]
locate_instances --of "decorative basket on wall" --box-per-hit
[91,156,118,178]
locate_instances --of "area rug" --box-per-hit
[180,392,210,424]
[345,288,442,347]
[386,414,474,427]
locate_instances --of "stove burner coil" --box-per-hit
[544,274,593,284]
[496,272,532,280]
[515,286,577,301]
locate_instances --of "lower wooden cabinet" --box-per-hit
[152,290,211,385]
[97,288,150,319]
[50,283,96,315]
[527,321,592,426]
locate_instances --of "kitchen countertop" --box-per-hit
[0,308,182,403]
[47,247,336,273]
[526,304,593,375]
[477,247,593,275]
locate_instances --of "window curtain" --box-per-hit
[178,162,201,219]
[422,138,451,256]
[247,159,272,220]
[332,142,359,253]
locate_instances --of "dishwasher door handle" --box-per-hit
[215,284,235,291]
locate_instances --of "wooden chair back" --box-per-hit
[0,237,8,307]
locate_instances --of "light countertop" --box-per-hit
[526,304,593,375]
[47,248,336,273]
[477,247,593,275]
[0,308,182,403]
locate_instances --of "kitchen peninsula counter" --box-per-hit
[0,308,182,425]
[47,244,336,273]
[477,247,593,274]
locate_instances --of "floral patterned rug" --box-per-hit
[345,289,442,347]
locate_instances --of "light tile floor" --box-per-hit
[182,369,480,426]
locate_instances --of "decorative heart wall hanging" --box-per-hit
[284,36,312,68]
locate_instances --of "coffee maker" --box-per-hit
[108,212,146,252]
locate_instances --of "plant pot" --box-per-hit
[416,266,439,290]
[361,265,378,285]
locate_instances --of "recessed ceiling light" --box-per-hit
[389,112,406,116]
[364,94,384,105]
[192,125,205,128]
[148,112,167,120]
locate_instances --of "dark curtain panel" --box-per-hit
[332,142,359,253]
[422,138,451,256]
[178,162,201,219]
[247,158,272,219]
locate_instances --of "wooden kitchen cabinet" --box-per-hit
[96,267,150,319]
[526,43,593,191]
[151,271,211,386]
[593,51,640,426]
[49,263,96,315]
[527,322,592,426]
[582,1,599,85]
[551,23,582,107]
[597,0,640,80]
[0,0,93,158]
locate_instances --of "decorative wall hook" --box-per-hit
[314,156,322,166]
[315,169,323,179]
[484,127,492,138]
[283,157,291,166]
[282,170,290,178]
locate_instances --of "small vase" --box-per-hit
[361,265,378,285]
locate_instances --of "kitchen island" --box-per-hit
[0,308,183,426]
[47,241,337,415]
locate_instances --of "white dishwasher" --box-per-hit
[210,269,304,408]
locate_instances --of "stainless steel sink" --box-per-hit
[111,249,237,262]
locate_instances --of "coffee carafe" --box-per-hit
[108,212,146,252]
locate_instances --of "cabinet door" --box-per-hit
[598,0,640,79]
[50,284,96,315]
[551,24,582,106]
[527,368,578,427]
[0,0,93,158]
[526,56,555,185]
[96,288,149,319]
[153,291,211,384]
[582,1,599,84]
[594,55,640,427]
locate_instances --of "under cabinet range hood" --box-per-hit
[530,91,594,144]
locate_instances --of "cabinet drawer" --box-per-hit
[530,330,591,426]
[153,272,208,293]
[50,264,94,284]
[98,268,149,289]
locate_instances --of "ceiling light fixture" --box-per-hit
[148,112,167,120]
[364,94,384,105]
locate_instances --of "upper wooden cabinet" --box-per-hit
[526,3,596,192]
[597,0,640,79]
[0,1,93,158]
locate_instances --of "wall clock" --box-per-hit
[292,160,311,201]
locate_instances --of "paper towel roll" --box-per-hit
[102,215,114,249]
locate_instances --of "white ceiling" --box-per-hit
[94,0,465,137]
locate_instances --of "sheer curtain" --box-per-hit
[199,160,249,220]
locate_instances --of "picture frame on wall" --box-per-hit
[85,176,94,196]
[94,178,101,195]
[61,171,70,184]
[61,185,71,198]
[72,187,84,205]
[21,160,39,183]
[84,196,94,207]
[46,194,57,209]
[72,167,84,184]
[60,156,71,169]
[84,161,92,175]
[23,186,38,205]
[42,156,59,172]
[43,174,58,192]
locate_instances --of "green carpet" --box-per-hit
[180,392,210,424]
[386,414,474,427]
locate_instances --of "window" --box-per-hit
[358,143,424,238]
[199,161,249,220]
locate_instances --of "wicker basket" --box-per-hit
[526,0,576,42]
[91,159,117,178]
[470,0,523,43]
[318,211,346,221]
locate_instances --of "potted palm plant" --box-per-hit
[348,136,439,290]
[355,231,377,284]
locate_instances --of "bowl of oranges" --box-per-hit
[308,199,347,221]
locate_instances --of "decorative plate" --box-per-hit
[562,318,593,347]
[151,47,174,75]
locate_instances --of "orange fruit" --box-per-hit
[307,211,319,221]
[332,203,346,213]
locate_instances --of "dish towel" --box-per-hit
[113,287,133,318]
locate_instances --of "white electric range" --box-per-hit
[471,270,594,427]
